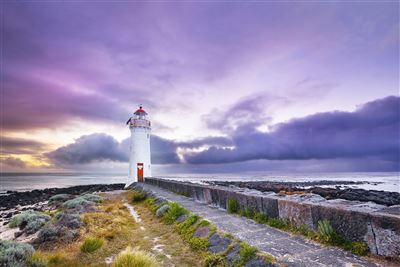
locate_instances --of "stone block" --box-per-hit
[260,196,279,218]
[369,212,400,258]
[278,199,313,228]
[204,188,212,204]
[311,203,369,241]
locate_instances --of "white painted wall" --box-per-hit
[127,124,151,185]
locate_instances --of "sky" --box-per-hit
[1,1,399,174]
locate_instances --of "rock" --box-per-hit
[176,214,188,223]
[208,233,232,253]
[193,226,210,238]
[226,244,241,266]
[156,204,170,218]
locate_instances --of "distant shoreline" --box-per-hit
[0,183,125,210]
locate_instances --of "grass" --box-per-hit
[227,198,239,214]
[112,246,160,267]
[235,243,257,266]
[130,190,148,203]
[163,202,188,224]
[229,208,369,258]
[80,237,104,253]
[204,254,228,267]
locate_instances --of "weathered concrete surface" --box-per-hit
[138,182,387,267]
[144,178,400,259]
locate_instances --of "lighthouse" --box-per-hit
[126,106,151,185]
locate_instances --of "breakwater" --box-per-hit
[144,177,400,258]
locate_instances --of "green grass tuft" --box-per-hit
[112,246,159,267]
[227,198,239,214]
[80,237,104,253]
[317,219,336,243]
[131,190,148,203]
[188,237,209,251]
[348,241,369,256]
[204,254,228,267]
[163,202,188,224]
[236,243,257,266]
[253,213,269,224]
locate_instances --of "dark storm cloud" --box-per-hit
[45,133,232,166]
[46,133,128,165]
[185,96,400,166]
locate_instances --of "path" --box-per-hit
[139,183,384,267]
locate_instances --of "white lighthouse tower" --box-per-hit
[126,106,151,185]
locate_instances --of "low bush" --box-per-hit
[63,197,92,209]
[176,214,199,236]
[253,213,268,224]
[48,194,72,204]
[55,212,81,229]
[188,237,209,251]
[163,202,188,224]
[80,237,104,253]
[0,240,35,267]
[9,210,51,234]
[130,190,147,203]
[112,246,159,267]
[237,243,257,266]
[266,218,289,229]
[204,254,227,267]
[348,241,369,256]
[227,198,239,214]
[28,251,48,267]
[80,193,103,203]
[240,208,254,219]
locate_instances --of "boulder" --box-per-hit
[156,204,170,218]
[208,233,232,254]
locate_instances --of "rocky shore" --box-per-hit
[0,183,125,210]
[205,180,400,206]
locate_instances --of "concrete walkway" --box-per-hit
[139,183,384,267]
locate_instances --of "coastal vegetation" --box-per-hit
[137,187,277,266]
[225,201,370,256]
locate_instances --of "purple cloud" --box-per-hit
[185,96,400,167]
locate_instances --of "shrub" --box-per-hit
[349,241,369,256]
[55,212,81,229]
[0,240,34,267]
[317,220,336,243]
[155,204,170,218]
[28,251,49,267]
[176,214,199,236]
[9,210,51,234]
[267,218,289,229]
[63,197,92,209]
[227,198,239,214]
[36,224,59,243]
[253,213,268,224]
[241,208,254,219]
[204,254,227,267]
[131,190,147,203]
[80,193,103,203]
[188,237,208,251]
[80,237,104,253]
[112,246,159,267]
[163,202,188,224]
[48,194,72,204]
[238,243,257,265]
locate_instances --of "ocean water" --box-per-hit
[0,171,399,193]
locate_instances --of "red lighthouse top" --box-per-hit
[134,106,147,115]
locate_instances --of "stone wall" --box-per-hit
[144,177,400,258]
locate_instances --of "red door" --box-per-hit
[137,163,144,182]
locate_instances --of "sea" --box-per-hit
[0,171,399,194]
